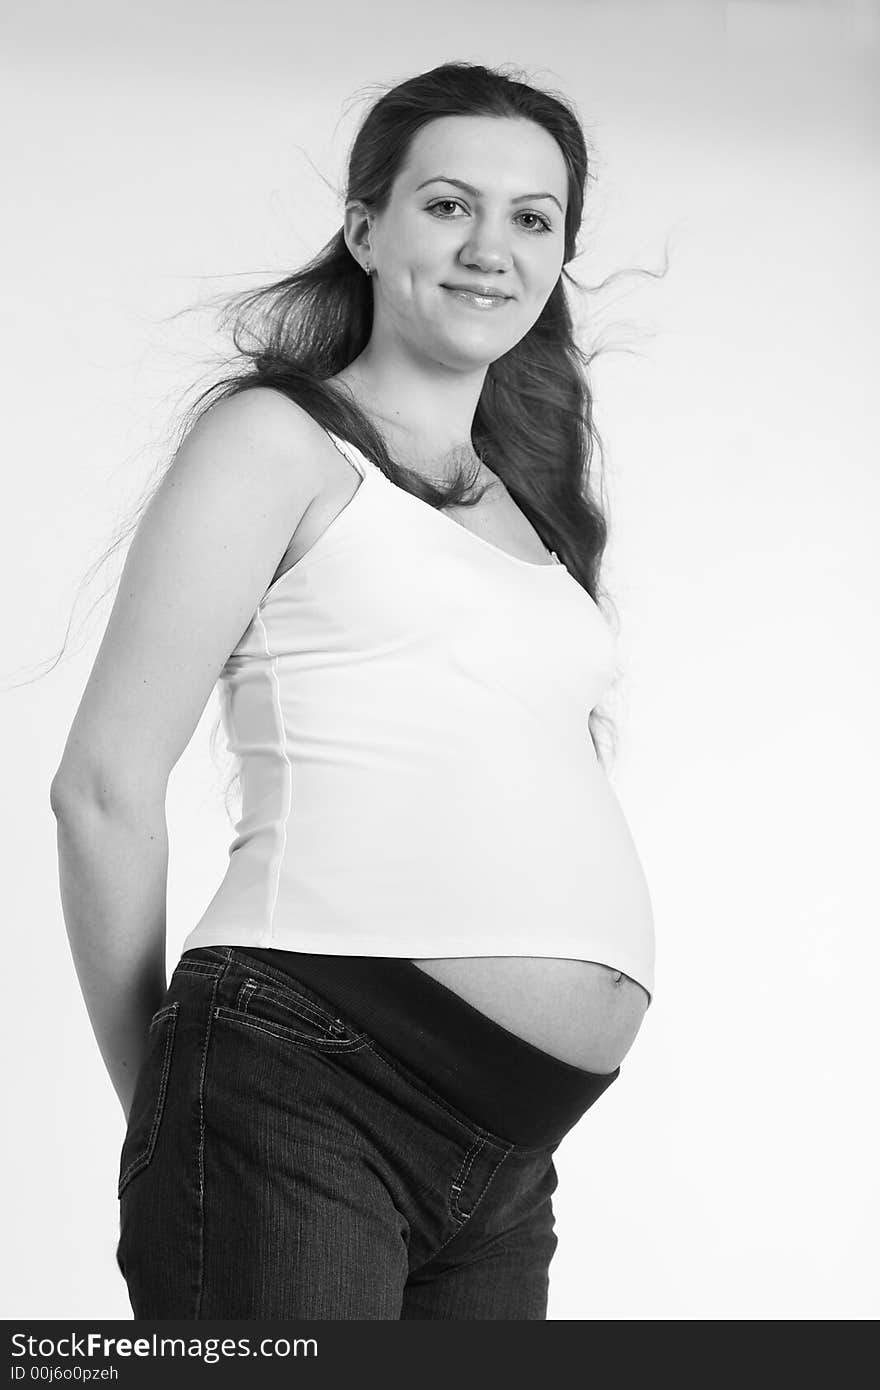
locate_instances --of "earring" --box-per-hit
[364,262,373,277]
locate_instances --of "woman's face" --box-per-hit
[360,115,570,372]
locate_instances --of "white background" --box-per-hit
[2,0,878,1319]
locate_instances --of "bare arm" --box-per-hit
[51,789,170,1120]
[50,388,325,1119]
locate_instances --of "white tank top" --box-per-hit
[181,430,656,999]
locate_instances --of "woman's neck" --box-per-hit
[326,366,492,484]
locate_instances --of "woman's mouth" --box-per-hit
[442,287,512,311]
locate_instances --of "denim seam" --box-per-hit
[431,1148,512,1260]
[235,976,352,1037]
[448,1137,485,1222]
[213,1007,371,1053]
[194,966,223,1319]
[175,960,225,979]
[218,952,359,1033]
[117,1003,179,1196]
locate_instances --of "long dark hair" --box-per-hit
[29,60,667,797]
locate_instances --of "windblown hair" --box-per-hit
[33,60,667,807]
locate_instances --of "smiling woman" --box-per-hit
[336,112,572,400]
[50,59,659,1321]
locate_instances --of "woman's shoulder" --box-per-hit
[182,385,345,493]
[197,385,327,451]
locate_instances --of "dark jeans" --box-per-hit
[116,945,620,1319]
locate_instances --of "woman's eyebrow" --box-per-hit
[415,175,564,215]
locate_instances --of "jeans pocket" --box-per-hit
[216,968,367,1052]
[117,1001,179,1199]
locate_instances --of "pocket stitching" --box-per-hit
[214,1005,368,1052]
[227,957,353,1032]
[449,1137,486,1222]
[440,1147,510,1256]
[117,1001,179,1198]
[149,1002,178,1026]
[175,959,224,979]
[235,977,345,1036]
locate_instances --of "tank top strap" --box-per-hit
[324,430,384,483]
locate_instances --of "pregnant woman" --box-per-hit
[51,60,656,1319]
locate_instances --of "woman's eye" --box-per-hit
[426,199,552,234]
[428,199,462,217]
[517,211,553,233]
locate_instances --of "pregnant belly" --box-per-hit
[409,956,650,1073]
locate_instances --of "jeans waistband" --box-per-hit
[219,947,620,1148]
